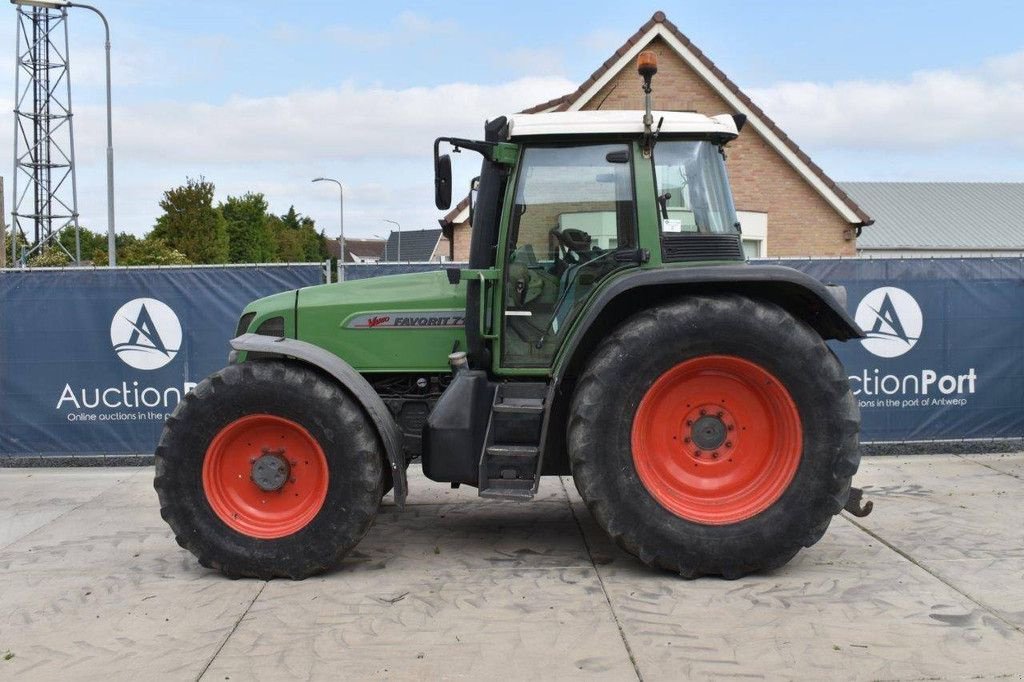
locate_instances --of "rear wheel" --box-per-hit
[155,361,384,579]
[568,295,859,578]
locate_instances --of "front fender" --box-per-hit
[229,333,407,508]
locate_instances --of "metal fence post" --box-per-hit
[0,177,6,268]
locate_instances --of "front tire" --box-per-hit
[154,361,384,579]
[568,295,859,578]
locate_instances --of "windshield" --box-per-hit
[653,140,738,234]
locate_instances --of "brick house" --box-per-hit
[441,11,871,258]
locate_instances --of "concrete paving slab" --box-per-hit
[0,468,134,548]
[963,452,1024,479]
[2,456,1024,681]
[384,467,564,506]
[0,472,263,681]
[202,566,633,681]
[565,487,1024,681]
[850,453,1024,631]
[201,480,631,680]
[854,455,1024,561]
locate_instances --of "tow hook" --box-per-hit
[844,487,874,517]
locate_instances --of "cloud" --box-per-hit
[15,75,574,236]
[748,51,1024,151]
[493,47,566,77]
[79,76,575,165]
[324,11,456,49]
[579,28,624,54]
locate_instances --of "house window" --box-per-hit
[737,211,767,258]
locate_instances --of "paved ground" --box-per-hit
[1,454,1023,681]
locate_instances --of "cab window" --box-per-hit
[502,143,636,367]
[653,140,738,234]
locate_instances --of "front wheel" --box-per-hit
[154,361,384,579]
[568,295,860,578]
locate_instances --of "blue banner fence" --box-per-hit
[1,258,1021,458]
[0,264,325,458]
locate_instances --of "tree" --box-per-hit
[151,177,229,263]
[92,234,190,266]
[268,208,324,262]
[27,248,71,267]
[282,205,301,230]
[220,192,275,263]
[57,225,107,262]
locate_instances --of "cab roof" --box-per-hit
[506,110,739,140]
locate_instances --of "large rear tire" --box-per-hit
[568,295,859,578]
[154,361,384,579]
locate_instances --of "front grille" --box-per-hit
[235,312,256,337]
[661,233,744,262]
[255,316,285,337]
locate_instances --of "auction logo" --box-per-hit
[855,287,922,358]
[110,298,182,370]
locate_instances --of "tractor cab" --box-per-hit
[434,109,745,370]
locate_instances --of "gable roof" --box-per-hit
[841,182,1024,251]
[524,11,872,227]
[382,228,443,262]
[326,238,386,262]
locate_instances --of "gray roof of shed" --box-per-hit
[842,182,1024,251]
[382,229,442,262]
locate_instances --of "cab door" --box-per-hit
[497,142,639,370]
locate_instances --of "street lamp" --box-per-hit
[383,219,401,262]
[312,177,344,278]
[12,0,118,266]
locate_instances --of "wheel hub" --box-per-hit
[681,404,736,460]
[251,450,291,492]
[690,415,726,451]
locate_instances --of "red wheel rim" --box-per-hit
[631,355,802,525]
[202,414,329,539]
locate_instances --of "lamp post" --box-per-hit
[12,0,117,266]
[312,177,343,279]
[383,219,401,262]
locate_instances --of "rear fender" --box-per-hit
[556,263,863,383]
[539,263,864,477]
[229,333,407,508]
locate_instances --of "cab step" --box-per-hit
[478,382,547,500]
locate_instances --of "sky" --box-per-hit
[2,0,1023,241]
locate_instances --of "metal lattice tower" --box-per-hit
[10,4,81,265]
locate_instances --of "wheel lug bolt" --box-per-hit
[699,409,707,416]
[716,411,723,418]
[695,450,702,458]
[727,425,734,431]
[712,452,719,459]
[683,437,690,443]
[686,420,693,426]
[726,441,732,448]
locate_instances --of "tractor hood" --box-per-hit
[294,270,468,373]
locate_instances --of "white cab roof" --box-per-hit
[507,110,739,139]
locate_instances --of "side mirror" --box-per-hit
[435,154,452,210]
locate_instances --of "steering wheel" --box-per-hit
[550,228,592,265]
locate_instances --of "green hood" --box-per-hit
[296,270,468,372]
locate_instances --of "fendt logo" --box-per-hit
[855,287,923,358]
[110,298,182,370]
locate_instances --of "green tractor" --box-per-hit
[155,52,867,580]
